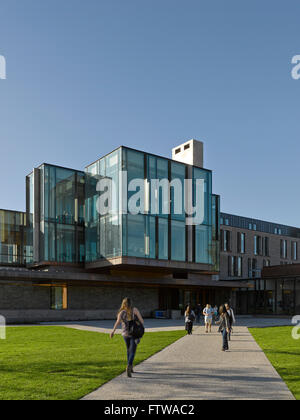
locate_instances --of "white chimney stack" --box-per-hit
[172,139,204,168]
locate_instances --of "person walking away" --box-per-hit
[203,304,213,333]
[185,305,195,335]
[195,303,202,324]
[110,297,144,377]
[225,303,236,341]
[213,305,218,322]
[216,305,230,351]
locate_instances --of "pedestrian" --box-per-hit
[216,304,230,351]
[203,304,213,333]
[195,303,202,324]
[185,305,196,335]
[213,305,218,322]
[110,297,144,378]
[225,303,236,341]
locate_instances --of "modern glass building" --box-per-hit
[85,146,219,273]
[0,140,243,324]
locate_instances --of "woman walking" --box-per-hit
[225,303,236,341]
[216,305,230,351]
[110,297,144,377]
[203,304,213,333]
[184,305,195,335]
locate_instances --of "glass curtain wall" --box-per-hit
[194,167,213,265]
[0,210,32,265]
[212,195,220,271]
[37,165,85,263]
[85,149,122,261]
[85,146,217,268]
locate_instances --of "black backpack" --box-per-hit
[128,313,145,339]
[188,312,195,322]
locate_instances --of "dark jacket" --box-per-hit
[217,313,230,333]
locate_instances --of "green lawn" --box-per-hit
[0,326,185,400]
[250,326,300,400]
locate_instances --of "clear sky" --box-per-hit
[0,0,299,226]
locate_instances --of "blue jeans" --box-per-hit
[222,329,229,350]
[123,337,138,366]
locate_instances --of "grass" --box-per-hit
[0,326,185,400]
[250,326,300,400]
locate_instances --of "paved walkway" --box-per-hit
[83,325,294,400]
[41,316,293,334]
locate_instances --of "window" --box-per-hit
[264,237,269,257]
[292,242,298,261]
[126,214,145,258]
[184,144,190,150]
[237,232,245,254]
[158,218,168,260]
[248,258,252,278]
[280,240,288,259]
[228,256,242,277]
[145,216,156,259]
[171,162,185,221]
[175,148,181,154]
[252,258,258,278]
[228,256,235,277]
[171,220,186,261]
[196,225,212,264]
[222,230,231,252]
[237,256,243,277]
[254,236,262,256]
[254,236,258,255]
[51,286,67,310]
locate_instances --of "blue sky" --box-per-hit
[0,0,299,226]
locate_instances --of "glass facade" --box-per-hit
[0,210,32,265]
[85,149,122,261]
[27,164,85,264]
[85,146,219,269]
[1,146,219,271]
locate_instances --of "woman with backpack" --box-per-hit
[110,297,144,378]
[184,304,195,335]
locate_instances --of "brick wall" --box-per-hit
[220,226,300,281]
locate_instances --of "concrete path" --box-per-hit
[40,316,293,334]
[83,325,294,400]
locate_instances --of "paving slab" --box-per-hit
[82,325,295,400]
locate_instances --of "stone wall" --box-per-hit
[0,281,159,323]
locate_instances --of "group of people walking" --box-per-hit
[184,302,235,351]
[110,297,236,379]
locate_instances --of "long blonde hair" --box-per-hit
[118,297,133,320]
